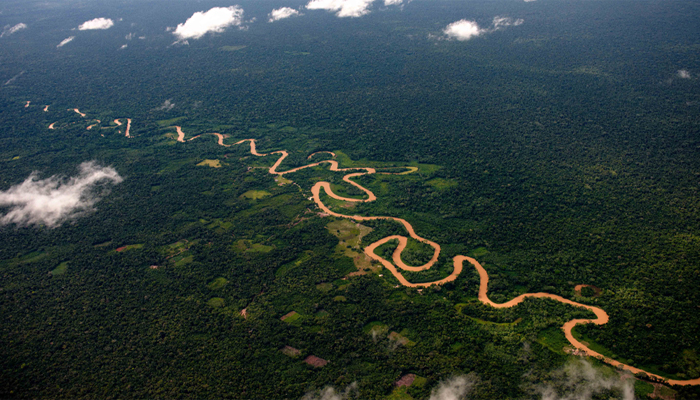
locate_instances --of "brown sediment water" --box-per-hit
[125,119,132,138]
[308,151,336,159]
[72,108,86,117]
[175,126,185,142]
[48,122,56,129]
[44,105,49,112]
[25,101,30,108]
[114,119,122,126]
[86,120,101,130]
[193,137,699,387]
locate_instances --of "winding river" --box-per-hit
[194,135,698,386]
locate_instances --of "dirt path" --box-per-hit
[71,108,86,117]
[195,137,699,387]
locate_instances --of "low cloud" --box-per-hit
[534,359,634,400]
[268,7,302,22]
[155,99,175,111]
[172,6,245,41]
[306,0,375,18]
[429,374,479,400]
[384,0,405,5]
[119,44,127,50]
[301,382,358,400]
[678,69,691,79]
[1,23,27,37]
[4,71,25,86]
[493,16,523,29]
[0,161,123,228]
[57,36,75,48]
[443,16,523,41]
[79,17,114,30]
[443,20,484,41]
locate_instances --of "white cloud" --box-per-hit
[306,0,375,18]
[443,20,484,41]
[268,7,302,22]
[0,161,123,228]
[4,71,25,86]
[493,16,523,29]
[57,36,75,48]
[442,16,523,41]
[172,6,245,40]
[79,17,114,30]
[534,359,634,400]
[119,44,128,50]
[678,69,691,79]
[125,32,134,40]
[301,383,358,400]
[429,374,478,400]
[384,0,404,5]
[1,23,27,37]
[155,99,175,111]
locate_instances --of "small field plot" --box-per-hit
[240,190,271,200]
[50,262,69,276]
[196,159,222,168]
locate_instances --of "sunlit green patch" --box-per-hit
[363,321,388,336]
[207,298,225,308]
[197,159,222,168]
[173,255,193,267]
[50,262,69,276]
[281,311,301,324]
[234,239,274,254]
[389,330,415,347]
[221,45,247,51]
[333,295,347,302]
[316,310,330,318]
[537,327,568,355]
[426,178,458,190]
[240,190,271,200]
[208,277,228,290]
[156,116,186,127]
[316,283,333,292]
[634,381,654,398]
[275,250,313,276]
[115,244,144,253]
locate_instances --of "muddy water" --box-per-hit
[72,108,86,117]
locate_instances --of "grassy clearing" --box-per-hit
[386,387,414,400]
[537,327,569,355]
[221,45,247,51]
[207,298,225,308]
[275,176,292,186]
[281,311,301,324]
[156,116,186,127]
[115,244,144,253]
[197,159,222,168]
[363,321,389,335]
[426,178,458,190]
[50,262,69,276]
[316,283,333,292]
[634,381,654,398]
[208,277,228,290]
[327,220,375,274]
[276,251,313,276]
[234,239,274,254]
[240,190,271,200]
